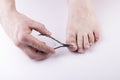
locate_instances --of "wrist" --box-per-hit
[0,9,17,24]
[0,0,17,23]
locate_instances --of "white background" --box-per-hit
[0,0,120,80]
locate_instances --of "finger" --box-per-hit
[25,35,55,54]
[21,45,48,60]
[30,21,51,35]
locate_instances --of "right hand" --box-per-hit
[0,11,55,60]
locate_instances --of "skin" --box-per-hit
[0,0,100,60]
[0,0,55,60]
[66,0,100,53]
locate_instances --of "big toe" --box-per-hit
[66,31,78,52]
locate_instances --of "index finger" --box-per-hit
[25,35,55,54]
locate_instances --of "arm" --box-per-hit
[0,0,16,23]
[0,0,55,60]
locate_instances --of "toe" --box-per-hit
[77,33,84,53]
[93,30,100,42]
[88,32,95,46]
[83,34,90,50]
[66,31,78,52]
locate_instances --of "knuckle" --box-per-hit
[18,34,27,43]
[40,42,46,47]
[14,40,21,47]
[13,38,22,47]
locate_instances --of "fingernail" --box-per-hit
[47,31,52,35]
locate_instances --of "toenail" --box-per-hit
[69,43,77,50]
[90,43,93,46]
[78,49,84,53]
[85,45,90,49]
[71,43,76,47]
[96,38,99,41]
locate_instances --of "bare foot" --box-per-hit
[66,0,100,53]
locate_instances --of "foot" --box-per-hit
[66,0,100,53]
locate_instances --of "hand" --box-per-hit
[0,11,55,60]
